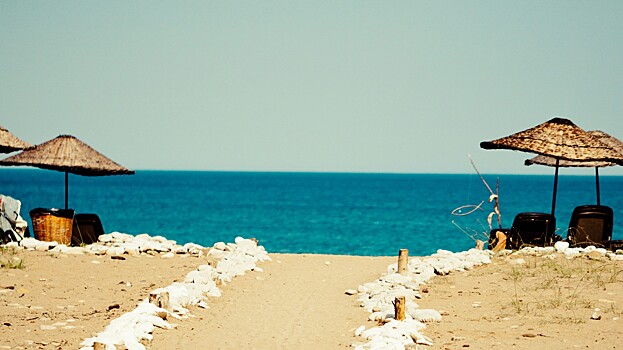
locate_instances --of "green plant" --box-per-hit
[0,246,25,269]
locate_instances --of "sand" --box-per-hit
[149,254,395,349]
[423,252,623,349]
[1,247,622,349]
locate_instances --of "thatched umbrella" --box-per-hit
[525,130,623,205]
[0,135,134,209]
[480,117,623,215]
[0,125,32,153]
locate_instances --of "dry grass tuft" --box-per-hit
[501,254,623,324]
[0,246,25,269]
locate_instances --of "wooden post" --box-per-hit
[397,249,408,275]
[93,342,105,350]
[394,296,406,321]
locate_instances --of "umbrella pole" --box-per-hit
[65,171,68,210]
[551,158,559,216]
[596,167,601,205]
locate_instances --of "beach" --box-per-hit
[1,239,622,350]
[3,2,623,349]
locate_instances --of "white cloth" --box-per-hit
[0,194,28,242]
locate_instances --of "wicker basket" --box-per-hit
[29,208,75,245]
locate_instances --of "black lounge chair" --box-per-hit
[507,212,557,249]
[71,213,105,246]
[567,205,613,248]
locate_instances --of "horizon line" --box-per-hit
[1,167,622,177]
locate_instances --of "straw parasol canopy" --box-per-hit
[480,117,623,215]
[0,125,32,153]
[525,130,623,168]
[0,135,134,209]
[481,117,623,165]
[525,130,623,205]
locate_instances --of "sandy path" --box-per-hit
[149,253,395,350]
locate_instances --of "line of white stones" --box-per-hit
[77,236,270,350]
[352,249,493,349]
[352,243,622,350]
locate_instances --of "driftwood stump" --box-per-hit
[394,296,406,321]
[397,249,408,276]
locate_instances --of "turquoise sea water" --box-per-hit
[1,169,622,256]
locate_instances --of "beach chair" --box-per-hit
[508,212,557,249]
[0,194,28,244]
[567,205,613,248]
[71,213,105,246]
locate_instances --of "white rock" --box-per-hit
[151,235,170,244]
[554,241,569,253]
[608,253,623,261]
[18,237,38,249]
[121,242,141,256]
[35,243,51,252]
[86,244,109,255]
[50,244,70,253]
[3,241,20,249]
[213,242,227,251]
[184,269,217,284]
[98,234,114,243]
[110,232,133,243]
[412,309,441,323]
[206,249,228,260]
[106,246,126,256]
[184,242,204,250]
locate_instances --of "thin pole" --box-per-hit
[65,171,68,210]
[551,158,559,216]
[596,167,601,205]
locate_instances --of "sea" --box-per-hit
[1,169,622,256]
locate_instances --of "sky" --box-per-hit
[1,1,623,175]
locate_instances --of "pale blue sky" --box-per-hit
[2,1,622,174]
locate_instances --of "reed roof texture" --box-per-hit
[480,117,623,165]
[525,130,623,168]
[0,135,134,176]
[0,125,32,153]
